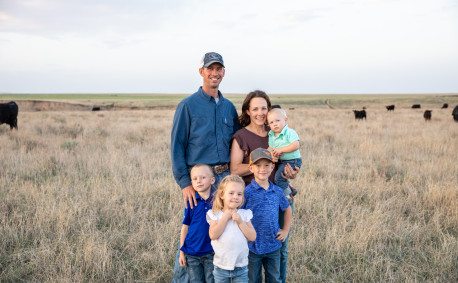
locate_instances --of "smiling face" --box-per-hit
[249,158,275,183]
[267,109,288,134]
[221,181,245,210]
[246,97,269,127]
[191,166,215,194]
[199,63,225,92]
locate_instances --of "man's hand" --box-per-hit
[182,185,197,209]
[276,229,289,242]
[281,163,299,180]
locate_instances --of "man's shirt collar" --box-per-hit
[197,87,223,103]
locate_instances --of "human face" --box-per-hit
[246,97,269,127]
[249,159,274,183]
[267,111,287,134]
[191,166,215,194]
[199,63,225,91]
[221,182,245,210]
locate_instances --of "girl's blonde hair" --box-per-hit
[212,175,245,212]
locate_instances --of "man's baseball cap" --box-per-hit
[201,52,224,68]
[249,148,273,165]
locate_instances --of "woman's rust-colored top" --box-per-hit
[232,128,276,186]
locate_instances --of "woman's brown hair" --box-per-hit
[238,90,272,127]
[212,174,246,212]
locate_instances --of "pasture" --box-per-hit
[1,94,457,282]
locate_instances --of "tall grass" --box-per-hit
[0,107,456,282]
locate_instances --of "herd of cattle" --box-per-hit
[353,103,458,122]
[1,101,458,130]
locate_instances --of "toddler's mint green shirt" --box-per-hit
[268,125,301,160]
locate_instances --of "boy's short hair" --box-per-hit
[249,148,274,165]
[190,164,214,176]
[267,108,287,119]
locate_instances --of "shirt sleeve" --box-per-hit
[232,105,241,133]
[182,207,192,225]
[279,191,290,211]
[240,209,253,222]
[206,210,217,223]
[171,101,192,189]
[286,128,300,143]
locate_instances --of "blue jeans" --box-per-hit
[275,158,302,196]
[213,266,248,283]
[186,253,214,283]
[172,169,230,283]
[248,249,281,283]
[279,203,293,283]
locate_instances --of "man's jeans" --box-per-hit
[186,253,214,283]
[172,169,230,283]
[213,266,248,283]
[248,249,281,283]
[275,158,302,196]
[279,203,293,283]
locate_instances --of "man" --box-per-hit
[170,52,240,282]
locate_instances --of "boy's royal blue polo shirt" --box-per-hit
[242,179,290,255]
[180,190,214,256]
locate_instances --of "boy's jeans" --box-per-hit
[279,203,293,283]
[275,158,302,196]
[186,253,215,283]
[213,266,248,283]
[248,249,281,283]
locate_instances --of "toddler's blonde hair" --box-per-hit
[267,108,287,119]
[212,175,245,212]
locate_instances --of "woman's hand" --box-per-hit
[281,163,299,179]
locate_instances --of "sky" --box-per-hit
[1,0,457,94]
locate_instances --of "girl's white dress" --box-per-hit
[206,209,253,270]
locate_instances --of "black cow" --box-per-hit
[441,103,448,109]
[0,101,19,130]
[412,104,421,109]
[353,110,366,120]
[272,105,281,109]
[386,105,395,111]
[452,106,458,122]
[423,110,432,121]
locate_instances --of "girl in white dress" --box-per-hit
[207,175,257,283]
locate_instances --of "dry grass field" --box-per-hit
[1,95,457,282]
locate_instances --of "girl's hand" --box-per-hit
[223,209,233,220]
[231,211,243,224]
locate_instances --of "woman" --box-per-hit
[230,90,299,283]
[230,90,298,185]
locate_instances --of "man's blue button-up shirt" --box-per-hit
[171,87,240,189]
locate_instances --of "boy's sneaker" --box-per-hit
[286,194,294,204]
[289,184,298,196]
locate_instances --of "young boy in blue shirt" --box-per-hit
[242,148,292,283]
[179,164,216,283]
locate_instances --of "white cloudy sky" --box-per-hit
[1,0,457,94]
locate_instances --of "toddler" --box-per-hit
[267,108,302,202]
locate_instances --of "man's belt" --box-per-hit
[212,164,229,174]
[188,163,229,175]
